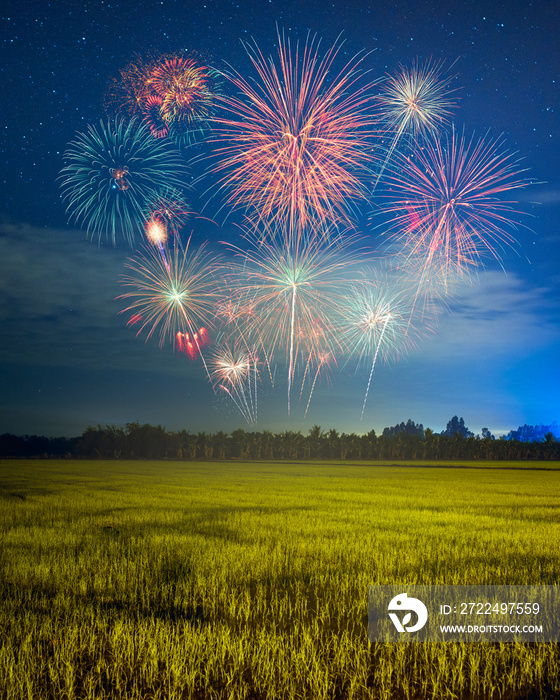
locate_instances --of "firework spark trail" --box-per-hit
[208,31,378,247]
[244,350,258,424]
[398,215,470,333]
[220,374,255,424]
[339,274,431,419]
[287,282,297,415]
[219,384,254,425]
[303,352,332,419]
[299,352,314,401]
[157,241,169,268]
[252,349,259,422]
[215,289,276,388]
[360,313,390,420]
[210,342,259,424]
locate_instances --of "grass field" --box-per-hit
[1,458,559,699]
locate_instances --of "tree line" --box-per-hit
[1,417,559,461]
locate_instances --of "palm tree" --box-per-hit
[307,425,324,459]
[212,431,229,459]
[326,429,340,459]
[231,429,248,458]
[260,430,274,459]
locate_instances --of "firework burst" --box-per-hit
[146,216,168,248]
[104,53,156,117]
[209,32,379,242]
[118,239,221,375]
[382,129,531,283]
[339,273,429,418]
[59,117,188,245]
[144,187,192,239]
[378,59,457,141]
[106,53,220,148]
[155,56,221,147]
[372,58,458,190]
[228,226,366,414]
[210,339,259,424]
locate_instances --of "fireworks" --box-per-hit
[104,53,155,117]
[210,32,378,241]
[106,53,220,148]
[228,227,367,414]
[378,59,458,142]
[145,217,168,246]
[177,327,210,359]
[210,340,259,424]
[339,274,428,418]
[59,33,534,426]
[142,95,170,139]
[118,239,221,374]
[302,350,333,420]
[155,56,221,148]
[59,117,188,245]
[372,59,458,191]
[341,279,420,365]
[144,187,192,239]
[382,130,530,280]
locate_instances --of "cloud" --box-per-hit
[0,221,194,376]
[414,270,560,364]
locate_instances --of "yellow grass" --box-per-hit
[1,459,559,698]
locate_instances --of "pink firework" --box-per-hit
[382,129,531,281]
[209,31,379,242]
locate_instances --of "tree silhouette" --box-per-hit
[442,416,473,438]
[4,417,560,461]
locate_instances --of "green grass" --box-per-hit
[1,459,559,699]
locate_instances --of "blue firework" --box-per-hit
[59,116,188,246]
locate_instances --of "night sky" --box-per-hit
[1,0,559,439]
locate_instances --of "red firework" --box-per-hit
[106,52,219,146]
[142,95,169,138]
[176,327,210,359]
